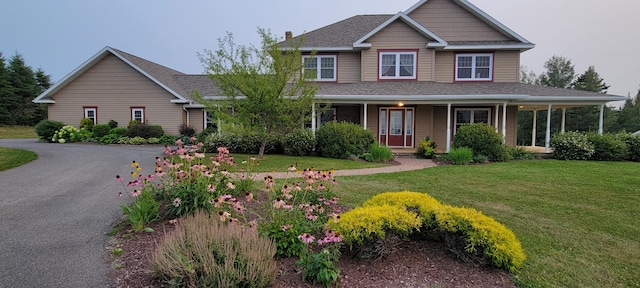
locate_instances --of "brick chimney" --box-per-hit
[285,31,292,40]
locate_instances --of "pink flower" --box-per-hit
[219,211,231,222]
[173,198,181,207]
[298,233,315,244]
[249,220,258,230]
[306,214,318,221]
[207,184,216,193]
[115,175,123,182]
[194,152,205,159]
[281,224,293,231]
[169,219,178,225]
[175,139,183,146]
[226,182,235,189]
[190,136,197,143]
[317,230,342,245]
[130,190,141,197]
[245,192,254,202]
[273,198,286,209]
[288,165,297,172]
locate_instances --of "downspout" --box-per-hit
[182,103,190,127]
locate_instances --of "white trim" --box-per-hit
[545,104,552,153]
[455,53,493,81]
[303,55,337,81]
[379,51,417,80]
[204,110,215,129]
[288,46,355,52]
[84,108,97,124]
[363,103,368,130]
[443,44,535,50]
[453,107,492,133]
[131,108,145,123]
[353,12,447,48]
[531,109,537,146]
[598,105,604,135]
[446,103,452,153]
[501,102,507,141]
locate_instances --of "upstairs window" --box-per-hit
[379,51,417,80]
[303,55,336,81]
[83,107,97,124]
[131,107,145,123]
[455,53,493,81]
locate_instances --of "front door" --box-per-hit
[379,108,414,148]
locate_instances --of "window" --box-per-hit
[454,108,491,131]
[379,51,417,79]
[455,53,493,81]
[405,109,413,136]
[131,107,145,123]
[204,111,215,129]
[389,110,403,135]
[379,109,387,135]
[303,55,336,81]
[83,107,97,124]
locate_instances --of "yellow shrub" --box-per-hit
[363,191,444,228]
[327,204,422,246]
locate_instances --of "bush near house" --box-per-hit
[453,123,511,162]
[283,128,316,156]
[617,133,640,161]
[551,131,639,161]
[203,127,282,154]
[34,119,65,142]
[124,123,164,139]
[92,124,111,139]
[586,132,628,161]
[315,121,375,159]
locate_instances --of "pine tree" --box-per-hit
[7,53,39,125]
[614,90,640,132]
[565,66,612,132]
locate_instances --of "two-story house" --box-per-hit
[34,0,624,151]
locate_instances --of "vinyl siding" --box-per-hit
[434,51,454,83]
[408,0,510,41]
[415,105,433,146]
[493,51,520,83]
[361,20,433,82]
[432,106,449,151]
[47,54,184,135]
[337,53,361,83]
[188,109,205,132]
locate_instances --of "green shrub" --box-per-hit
[92,124,111,139]
[99,134,121,145]
[178,123,196,137]
[124,123,164,138]
[362,191,443,229]
[158,135,177,145]
[151,212,277,288]
[120,190,159,232]
[550,131,595,160]
[146,137,160,144]
[126,136,147,145]
[203,127,280,154]
[283,128,316,156]
[416,137,437,158]
[453,123,511,162]
[128,119,140,128]
[587,132,628,161]
[79,117,94,131]
[362,142,394,162]
[197,127,217,142]
[52,125,91,143]
[107,119,118,129]
[109,127,127,136]
[258,209,311,258]
[509,146,537,160]
[446,147,473,165]
[34,119,65,142]
[617,133,640,162]
[316,121,375,159]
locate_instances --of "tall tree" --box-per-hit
[614,89,640,132]
[0,52,15,125]
[197,28,319,157]
[538,55,575,88]
[7,53,41,125]
[33,68,52,122]
[520,65,538,85]
[563,66,612,132]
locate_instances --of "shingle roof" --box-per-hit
[288,15,392,48]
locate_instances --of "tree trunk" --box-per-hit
[258,136,267,158]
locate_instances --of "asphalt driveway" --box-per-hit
[0,139,163,287]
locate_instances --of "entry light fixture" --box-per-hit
[398,102,405,107]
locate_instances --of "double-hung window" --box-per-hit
[379,51,417,80]
[454,108,491,132]
[303,55,336,81]
[83,107,97,124]
[131,107,145,123]
[455,53,493,81]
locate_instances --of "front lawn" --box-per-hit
[334,160,640,287]
[222,153,388,173]
[0,148,38,171]
[0,125,37,139]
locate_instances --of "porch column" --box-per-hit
[598,104,604,135]
[531,109,537,146]
[502,102,507,142]
[446,103,452,153]
[311,102,316,134]
[545,104,552,153]
[494,104,499,132]
[561,108,566,133]
[363,103,368,130]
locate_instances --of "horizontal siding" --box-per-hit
[367,104,378,132]
[188,109,205,132]
[431,106,448,151]
[414,105,433,146]
[361,20,433,82]
[493,51,520,83]
[48,54,183,135]
[435,51,454,83]
[408,0,510,41]
[337,53,360,83]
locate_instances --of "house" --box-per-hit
[34,0,625,151]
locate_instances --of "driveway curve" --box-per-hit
[0,139,162,288]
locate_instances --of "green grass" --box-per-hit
[0,125,37,139]
[225,153,388,172]
[0,147,38,171]
[332,160,640,288]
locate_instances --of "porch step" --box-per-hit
[392,149,418,159]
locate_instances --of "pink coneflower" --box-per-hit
[281,224,293,231]
[273,198,286,209]
[131,190,141,197]
[194,152,205,159]
[245,192,254,202]
[173,198,181,207]
[219,211,231,222]
[288,165,296,172]
[115,175,123,183]
[175,139,183,146]
[298,233,315,244]
[226,182,235,189]
[306,214,318,221]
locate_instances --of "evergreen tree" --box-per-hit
[33,68,52,123]
[562,66,612,132]
[614,90,640,132]
[5,53,46,126]
[0,52,15,125]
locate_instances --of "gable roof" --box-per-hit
[352,12,447,49]
[33,46,192,104]
[288,15,392,51]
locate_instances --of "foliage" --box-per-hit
[0,52,50,126]
[315,121,375,159]
[92,124,111,139]
[108,127,127,136]
[362,191,443,229]
[158,135,177,145]
[79,117,94,131]
[150,212,277,288]
[258,209,310,258]
[550,131,595,160]
[146,137,160,144]
[453,123,511,162]
[538,55,575,88]
[362,142,394,163]
[508,146,538,160]
[571,65,610,93]
[616,132,640,161]
[34,119,65,142]
[177,123,195,137]
[119,190,159,232]
[203,126,281,154]
[613,94,640,133]
[0,147,38,171]
[416,137,437,158]
[196,28,319,157]
[197,126,217,142]
[126,136,147,145]
[127,119,140,128]
[107,119,118,129]
[99,134,121,145]
[283,128,316,156]
[586,132,628,161]
[296,244,341,288]
[124,123,164,138]
[52,125,91,143]
[446,147,473,165]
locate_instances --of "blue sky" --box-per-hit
[2,0,638,103]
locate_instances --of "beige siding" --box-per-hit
[337,53,360,83]
[414,105,433,146]
[431,106,449,151]
[361,20,433,82]
[188,109,205,132]
[493,51,520,83]
[434,51,454,83]
[408,0,510,42]
[366,104,378,132]
[47,54,184,135]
